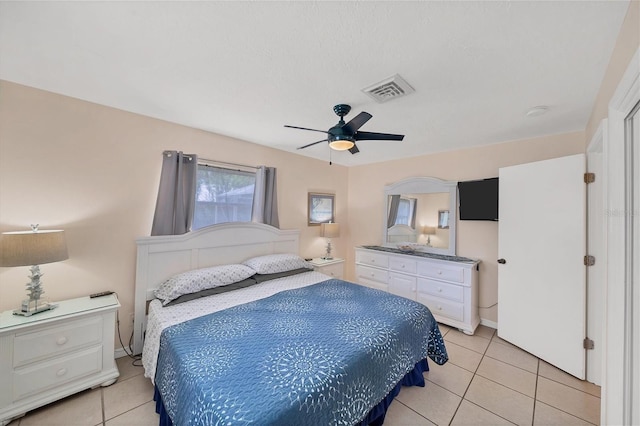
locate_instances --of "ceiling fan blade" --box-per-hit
[354,131,405,141]
[297,139,329,150]
[348,144,360,154]
[284,125,329,134]
[342,112,372,133]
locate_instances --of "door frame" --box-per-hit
[586,121,606,386]
[604,46,639,425]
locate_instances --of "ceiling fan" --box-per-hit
[284,104,405,154]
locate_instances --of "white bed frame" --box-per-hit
[133,222,300,355]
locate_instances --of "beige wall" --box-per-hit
[0,81,349,344]
[346,132,585,323]
[0,80,588,339]
[1,0,637,350]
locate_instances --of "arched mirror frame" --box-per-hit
[383,176,458,256]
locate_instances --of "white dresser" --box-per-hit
[0,295,120,425]
[355,247,480,335]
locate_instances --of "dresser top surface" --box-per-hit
[359,246,479,264]
[0,294,120,331]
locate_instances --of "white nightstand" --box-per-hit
[309,258,345,279]
[0,295,121,425]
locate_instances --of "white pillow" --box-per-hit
[154,264,256,305]
[243,253,312,275]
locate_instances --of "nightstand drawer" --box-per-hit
[417,278,464,302]
[14,317,103,367]
[317,262,343,279]
[417,294,464,322]
[417,262,465,283]
[13,346,102,401]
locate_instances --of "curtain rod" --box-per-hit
[161,151,258,170]
[162,150,194,161]
[199,158,259,171]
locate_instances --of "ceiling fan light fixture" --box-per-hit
[329,137,355,151]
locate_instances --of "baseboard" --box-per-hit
[480,318,498,330]
[114,347,129,359]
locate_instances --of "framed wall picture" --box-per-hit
[308,193,335,226]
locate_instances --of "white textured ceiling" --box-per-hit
[0,1,630,166]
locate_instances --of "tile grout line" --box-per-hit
[531,358,540,426]
[100,387,106,426]
[445,328,494,425]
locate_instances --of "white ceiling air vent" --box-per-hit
[362,74,415,103]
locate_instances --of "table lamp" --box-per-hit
[320,222,340,260]
[0,225,68,316]
[423,225,436,247]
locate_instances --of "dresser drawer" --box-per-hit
[355,264,389,284]
[418,294,464,322]
[389,273,417,300]
[14,317,103,367]
[13,346,103,401]
[417,278,464,302]
[417,262,465,284]
[389,257,417,274]
[356,251,389,268]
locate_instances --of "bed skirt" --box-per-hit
[154,358,429,426]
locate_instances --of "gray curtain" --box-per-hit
[410,199,417,229]
[251,166,279,228]
[387,194,401,227]
[151,151,198,236]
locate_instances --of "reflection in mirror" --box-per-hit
[383,177,458,256]
[438,210,450,229]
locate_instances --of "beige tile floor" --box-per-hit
[8,324,601,425]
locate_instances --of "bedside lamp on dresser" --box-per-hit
[0,224,68,316]
[0,225,120,425]
[320,222,340,260]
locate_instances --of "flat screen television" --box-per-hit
[458,177,499,221]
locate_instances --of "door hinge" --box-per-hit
[584,172,595,184]
[583,337,595,350]
[584,255,596,266]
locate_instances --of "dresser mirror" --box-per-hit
[383,177,458,256]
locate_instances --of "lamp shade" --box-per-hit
[0,230,68,267]
[320,223,340,238]
[422,226,436,235]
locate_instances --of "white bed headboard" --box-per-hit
[133,222,300,354]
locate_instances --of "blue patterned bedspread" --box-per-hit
[155,279,448,425]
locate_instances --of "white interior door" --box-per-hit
[498,154,586,379]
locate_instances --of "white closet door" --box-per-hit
[498,154,586,379]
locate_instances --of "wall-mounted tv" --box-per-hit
[458,177,499,221]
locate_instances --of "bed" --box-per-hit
[134,223,448,426]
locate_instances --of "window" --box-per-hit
[394,197,416,226]
[193,164,256,230]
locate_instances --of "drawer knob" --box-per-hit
[371,259,376,263]
[437,270,442,275]
[56,368,67,377]
[438,287,442,292]
[401,265,405,268]
[437,306,443,310]
[56,336,68,346]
